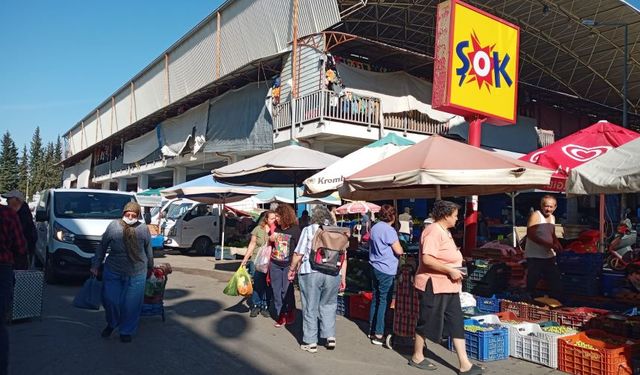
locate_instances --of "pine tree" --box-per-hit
[53,135,63,187]
[18,145,29,197]
[0,131,20,192]
[29,127,44,193]
[42,142,56,189]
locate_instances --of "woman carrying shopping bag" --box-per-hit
[241,210,277,318]
[90,201,153,343]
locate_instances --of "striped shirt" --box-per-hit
[0,205,27,264]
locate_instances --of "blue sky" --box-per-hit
[0,0,223,150]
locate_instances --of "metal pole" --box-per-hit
[623,24,628,128]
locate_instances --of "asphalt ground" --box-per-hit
[9,252,562,375]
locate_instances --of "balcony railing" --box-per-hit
[272,90,449,136]
[384,110,449,135]
[273,90,380,131]
[536,128,555,147]
[93,149,164,178]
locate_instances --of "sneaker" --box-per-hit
[101,326,114,338]
[274,314,286,328]
[300,343,318,353]
[326,337,336,350]
[371,335,384,346]
[260,308,270,318]
[249,307,260,318]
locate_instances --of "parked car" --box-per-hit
[162,199,221,255]
[34,188,137,283]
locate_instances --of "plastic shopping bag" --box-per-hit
[224,266,253,297]
[254,243,272,273]
[73,276,103,310]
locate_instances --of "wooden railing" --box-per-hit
[384,110,449,135]
[536,128,555,147]
[272,90,449,136]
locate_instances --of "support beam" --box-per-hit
[137,174,149,192]
[173,167,187,185]
[101,181,111,190]
[117,178,128,192]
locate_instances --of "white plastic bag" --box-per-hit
[459,292,476,308]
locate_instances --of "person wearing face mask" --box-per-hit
[90,201,153,343]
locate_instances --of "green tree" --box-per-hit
[42,142,56,189]
[29,126,44,193]
[0,131,20,192]
[18,145,29,197]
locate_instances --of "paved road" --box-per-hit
[9,253,561,375]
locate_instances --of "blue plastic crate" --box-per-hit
[601,271,627,297]
[475,295,501,314]
[450,319,509,361]
[337,294,350,316]
[562,273,601,296]
[556,252,604,275]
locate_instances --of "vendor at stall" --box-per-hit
[525,195,563,300]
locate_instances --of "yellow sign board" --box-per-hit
[432,0,520,125]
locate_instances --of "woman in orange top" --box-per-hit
[409,200,482,375]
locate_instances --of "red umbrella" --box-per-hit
[336,201,381,215]
[520,120,640,191]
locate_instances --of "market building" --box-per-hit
[60,0,639,217]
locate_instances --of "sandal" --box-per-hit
[408,358,437,371]
[459,364,484,375]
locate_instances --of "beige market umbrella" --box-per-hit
[339,135,554,200]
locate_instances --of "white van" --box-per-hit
[34,188,136,283]
[162,198,221,255]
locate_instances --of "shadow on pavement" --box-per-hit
[9,276,270,375]
[162,288,191,300]
[224,298,250,314]
[171,299,222,318]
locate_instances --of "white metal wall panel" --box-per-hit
[98,103,112,142]
[69,128,83,156]
[280,53,292,102]
[83,115,98,150]
[298,0,340,38]
[135,61,166,120]
[169,21,216,102]
[114,90,131,132]
[298,36,324,97]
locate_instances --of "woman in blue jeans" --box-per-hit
[368,204,403,345]
[91,201,153,343]
[288,206,347,353]
[270,204,300,327]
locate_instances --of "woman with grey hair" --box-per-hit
[288,205,347,353]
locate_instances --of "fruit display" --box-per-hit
[573,340,596,350]
[542,326,577,335]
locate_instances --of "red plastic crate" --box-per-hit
[552,307,609,329]
[348,292,372,321]
[528,305,553,322]
[558,330,638,375]
[500,300,529,319]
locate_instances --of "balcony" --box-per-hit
[536,128,555,147]
[272,90,449,136]
[93,149,164,178]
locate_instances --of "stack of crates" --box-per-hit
[463,259,510,297]
[556,252,604,297]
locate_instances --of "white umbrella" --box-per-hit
[255,187,340,206]
[567,137,640,195]
[304,133,415,197]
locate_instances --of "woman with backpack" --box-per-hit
[368,204,404,345]
[270,204,301,327]
[288,205,347,353]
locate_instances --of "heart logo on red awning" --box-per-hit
[528,150,546,163]
[561,144,612,162]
